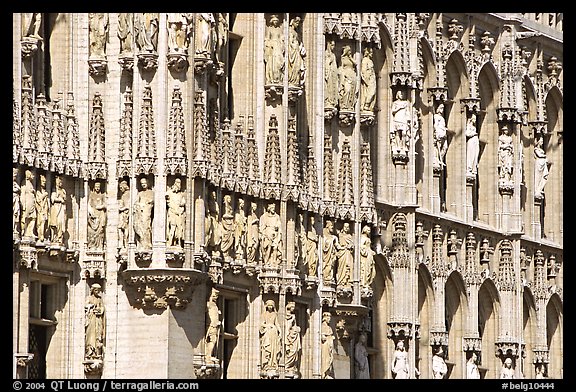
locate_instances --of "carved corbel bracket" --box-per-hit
[138,52,159,71]
[387,321,414,341]
[122,268,207,310]
[462,336,482,353]
[495,341,521,358]
[258,266,282,294]
[83,250,106,279]
[166,51,189,73]
[282,268,302,295]
[193,354,221,379]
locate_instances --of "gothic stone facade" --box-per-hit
[13,13,563,379]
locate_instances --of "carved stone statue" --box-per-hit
[359,225,376,288]
[354,332,370,379]
[287,16,306,89]
[259,202,282,268]
[338,44,358,112]
[534,136,550,199]
[133,177,154,250]
[20,169,36,238]
[284,301,301,376]
[117,13,133,56]
[500,357,515,379]
[195,13,215,57]
[391,340,409,379]
[87,180,107,249]
[22,13,42,39]
[322,220,338,284]
[246,201,259,264]
[117,180,130,250]
[135,13,159,53]
[234,198,247,260]
[321,311,335,379]
[85,283,106,362]
[336,222,353,290]
[324,39,339,111]
[259,299,282,372]
[433,103,448,168]
[264,14,285,85]
[465,112,479,178]
[432,346,448,379]
[204,288,221,363]
[391,90,410,154]
[467,352,480,379]
[215,13,229,66]
[220,194,235,260]
[204,190,221,256]
[49,175,67,244]
[166,177,186,248]
[88,13,109,59]
[167,13,193,52]
[498,125,514,184]
[360,46,376,114]
[305,215,319,277]
[35,174,49,243]
[13,168,21,235]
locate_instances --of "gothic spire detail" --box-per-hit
[13,87,21,164]
[220,118,235,191]
[65,92,82,177]
[390,213,409,269]
[50,92,66,174]
[359,142,376,223]
[234,116,248,194]
[192,91,209,178]
[165,85,187,176]
[284,116,300,202]
[246,115,261,197]
[135,84,157,175]
[337,140,354,220]
[19,76,36,167]
[35,94,52,171]
[497,240,516,292]
[86,92,108,179]
[117,87,133,178]
[263,114,282,200]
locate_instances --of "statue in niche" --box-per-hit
[359,225,376,287]
[204,288,221,363]
[264,14,285,85]
[85,283,106,362]
[88,13,109,59]
[391,340,410,379]
[35,174,49,243]
[322,220,338,283]
[195,13,215,57]
[433,103,448,168]
[259,299,282,372]
[360,46,376,114]
[535,363,546,379]
[133,177,154,250]
[134,13,159,53]
[246,201,259,264]
[234,198,247,260]
[20,169,36,238]
[498,125,514,184]
[465,112,479,178]
[220,194,235,260]
[338,44,358,112]
[22,13,42,39]
[215,13,229,64]
[204,190,221,256]
[117,13,133,56]
[467,352,480,379]
[321,311,335,379]
[13,168,21,235]
[335,222,353,290]
[391,90,410,154]
[324,39,339,110]
[284,301,301,375]
[87,180,107,249]
[287,16,306,89]
[166,177,186,249]
[117,180,130,250]
[49,175,66,244]
[305,215,319,277]
[167,13,193,52]
[500,357,515,379]
[354,332,370,379]
[432,346,448,379]
[534,136,550,199]
[259,202,282,268]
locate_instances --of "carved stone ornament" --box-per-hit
[387,321,413,340]
[167,52,189,73]
[88,59,108,77]
[21,36,42,59]
[122,269,206,310]
[193,354,221,379]
[82,250,106,279]
[258,266,282,294]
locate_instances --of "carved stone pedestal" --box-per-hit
[193,354,221,379]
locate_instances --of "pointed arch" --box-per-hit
[522,288,538,378]
[478,279,501,378]
[371,253,394,378]
[444,50,469,217]
[476,62,501,226]
[417,263,435,378]
[546,293,563,378]
[445,270,468,378]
